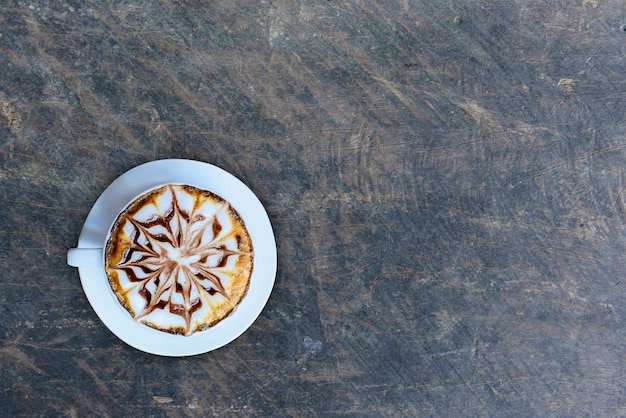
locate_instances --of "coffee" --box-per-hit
[105,184,254,336]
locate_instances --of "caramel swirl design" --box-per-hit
[105,184,254,336]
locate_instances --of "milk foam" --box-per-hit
[105,184,253,336]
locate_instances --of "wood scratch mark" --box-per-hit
[150,124,162,136]
[1,98,22,135]
[533,143,626,183]
[2,200,85,212]
[0,346,46,375]
[111,357,142,381]
[368,275,382,295]
[76,358,118,410]
[610,175,626,216]
[473,335,480,358]
[153,396,174,404]
[344,260,382,278]
[446,357,487,406]
[557,78,576,93]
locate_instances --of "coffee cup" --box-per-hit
[66,159,276,356]
[67,183,254,337]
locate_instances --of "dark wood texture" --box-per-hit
[1,1,625,416]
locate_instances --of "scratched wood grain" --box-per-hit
[1,1,626,416]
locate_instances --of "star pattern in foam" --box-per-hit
[112,185,249,336]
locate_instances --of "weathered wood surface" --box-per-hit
[1,1,625,416]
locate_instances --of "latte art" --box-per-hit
[105,184,254,336]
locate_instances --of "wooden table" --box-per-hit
[1,1,625,416]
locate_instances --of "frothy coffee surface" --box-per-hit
[105,184,254,336]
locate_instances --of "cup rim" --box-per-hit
[102,182,256,337]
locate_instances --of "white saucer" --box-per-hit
[73,159,277,356]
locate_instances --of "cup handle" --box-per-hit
[67,248,104,267]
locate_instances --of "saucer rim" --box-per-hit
[74,159,277,356]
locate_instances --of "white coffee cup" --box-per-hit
[66,159,276,355]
